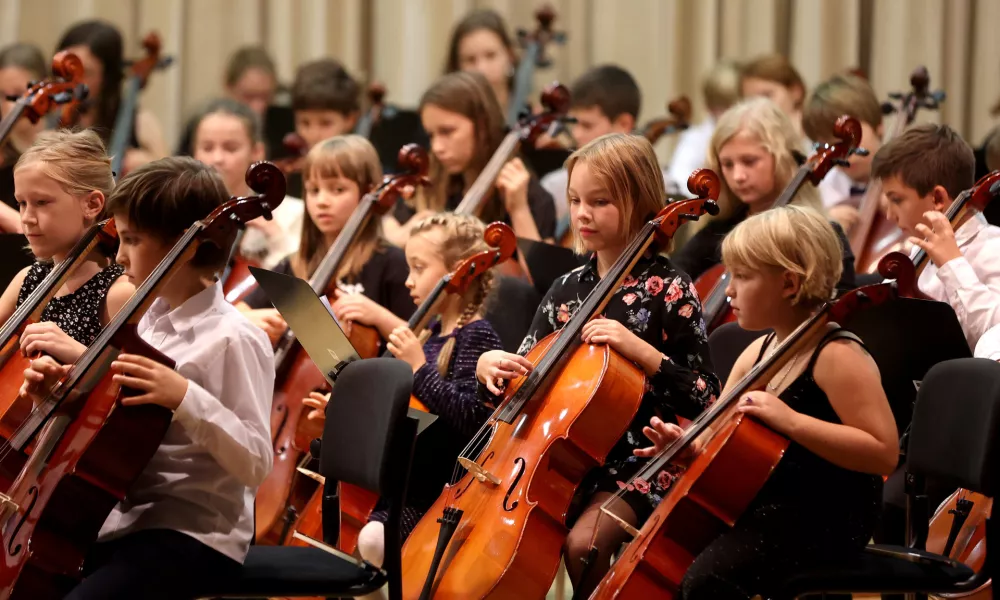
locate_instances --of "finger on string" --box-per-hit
[633,446,657,458]
[308,391,329,402]
[494,368,521,379]
[307,410,325,421]
[111,360,155,379]
[303,398,324,410]
[120,393,155,406]
[486,380,502,395]
[642,425,664,446]
[507,355,534,370]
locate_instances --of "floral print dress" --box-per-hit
[516,252,720,516]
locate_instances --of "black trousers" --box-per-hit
[65,529,241,600]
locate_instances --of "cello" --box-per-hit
[639,97,692,147]
[508,5,565,128]
[106,32,172,180]
[588,274,903,599]
[399,170,720,600]
[0,161,284,599]
[694,115,865,332]
[355,82,388,139]
[221,132,307,304]
[254,144,431,544]
[287,222,517,560]
[924,490,992,600]
[850,66,945,273]
[0,51,87,150]
[0,219,119,437]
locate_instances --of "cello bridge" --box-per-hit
[0,493,18,522]
[457,457,501,486]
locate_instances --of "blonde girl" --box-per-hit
[672,97,855,292]
[638,206,896,599]
[0,130,132,366]
[237,134,413,342]
[475,133,719,596]
[304,212,503,588]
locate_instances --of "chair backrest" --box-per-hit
[485,275,543,353]
[319,357,413,496]
[708,322,768,387]
[909,358,1000,497]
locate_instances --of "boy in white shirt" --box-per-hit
[872,124,1000,351]
[25,157,274,599]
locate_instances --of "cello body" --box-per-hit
[400,331,645,599]
[589,411,788,599]
[0,336,174,599]
[926,490,992,599]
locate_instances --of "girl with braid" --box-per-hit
[303,212,503,571]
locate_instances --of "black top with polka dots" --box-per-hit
[16,261,125,346]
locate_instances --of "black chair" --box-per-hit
[707,322,768,387]
[775,358,1000,599]
[485,275,543,353]
[200,357,417,599]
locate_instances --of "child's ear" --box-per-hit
[930,185,951,211]
[83,190,105,221]
[782,270,802,301]
[612,113,636,134]
[251,141,265,162]
[345,110,360,133]
[875,122,885,139]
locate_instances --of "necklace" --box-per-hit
[763,339,802,393]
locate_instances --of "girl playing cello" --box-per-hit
[630,205,897,599]
[475,133,719,596]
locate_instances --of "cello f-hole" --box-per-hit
[503,458,526,512]
[7,486,38,556]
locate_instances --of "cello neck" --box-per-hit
[108,76,143,179]
[508,42,540,127]
[307,194,379,294]
[0,97,29,150]
[454,132,522,216]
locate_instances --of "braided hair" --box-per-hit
[409,212,496,376]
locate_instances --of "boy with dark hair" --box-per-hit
[26,156,275,599]
[541,64,678,229]
[872,123,1000,350]
[802,72,885,234]
[291,58,361,149]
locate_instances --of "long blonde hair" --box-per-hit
[16,129,115,221]
[295,134,384,281]
[722,205,842,308]
[564,133,667,253]
[409,213,496,376]
[708,97,821,219]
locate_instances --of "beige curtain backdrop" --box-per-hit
[5,0,999,158]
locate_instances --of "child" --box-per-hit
[668,60,742,198]
[740,54,853,209]
[190,97,303,268]
[383,71,556,246]
[540,64,681,227]
[237,135,413,344]
[871,123,1000,350]
[0,42,48,232]
[475,133,720,596]
[672,97,857,292]
[57,20,167,173]
[802,72,885,232]
[24,156,274,598]
[445,8,517,116]
[0,130,132,366]
[634,206,898,600]
[224,46,278,120]
[304,212,503,588]
[291,58,360,151]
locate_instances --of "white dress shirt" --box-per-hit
[239,195,304,269]
[668,118,715,197]
[918,213,1000,351]
[98,283,275,562]
[975,324,1000,361]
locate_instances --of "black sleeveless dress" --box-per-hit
[679,328,883,600]
[16,261,125,346]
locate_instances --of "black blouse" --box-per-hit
[512,252,720,507]
[672,207,858,293]
[393,175,556,240]
[242,244,415,322]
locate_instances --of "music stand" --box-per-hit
[517,237,586,295]
[249,266,437,433]
[840,296,971,438]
